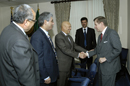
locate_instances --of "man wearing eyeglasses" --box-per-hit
[0,4,40,86]
[31,12,59,86]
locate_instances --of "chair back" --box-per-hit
[87,63,97,86]
[120,48,128,66]
[81,78,90,86]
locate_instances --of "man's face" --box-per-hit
[46,17,54,31]
[64,22,71,34]
[94,20,102,32]
[25,9,36,32]
[81,20,87,28]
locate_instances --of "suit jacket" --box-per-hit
[30,28,59,84]
[55,31,87,72]
[75,27,96,50]
[0,23,40,86]
[89,27,122,75]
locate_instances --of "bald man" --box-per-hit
[55,21,87,86]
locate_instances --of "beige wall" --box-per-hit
[0,6,11,34]
[0,2,58,46]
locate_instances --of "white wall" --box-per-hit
[118,0,128,48]
[127,0,130,72]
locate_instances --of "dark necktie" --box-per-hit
[48,36,57,57]
[66,35,71,43]
[84,29,87,47]
[100,33,103,42]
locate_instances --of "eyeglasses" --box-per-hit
[28,19,37,23]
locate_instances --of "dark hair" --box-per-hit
[93,16,108,26]
[13,4,33,23]
[38,12,53,27]
[80,17,88,22]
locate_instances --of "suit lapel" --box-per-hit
[79,28,84,39]
[39,28,52,46]
[10,23,36,51]
[10,23,28,41]
[98,27,109,51]
[68,35,73,47]
[101,27,109,44]
[60,32,72,47]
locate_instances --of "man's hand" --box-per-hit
[99,57,107,63]
[79,52,87,59]
[44,77,51,84]
[88,49,94,52]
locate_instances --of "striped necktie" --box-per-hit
[48,35,57,58]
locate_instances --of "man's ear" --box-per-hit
[23,19,28,26]
[44,20,48,25]
[101,22,104,25]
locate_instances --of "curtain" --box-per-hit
[103,0,119,32]
[54,2,71,33]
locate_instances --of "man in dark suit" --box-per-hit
[30,12,59,86]
[55,21,87,86]
[0,4,40,86]
[84,16,122,86]
[75,17,96,69]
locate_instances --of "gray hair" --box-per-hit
[13,4,33,23]
[93,16,108,26]
[38,12,53,27]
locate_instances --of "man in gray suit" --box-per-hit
[84,16,122,86]
[55,21,87,86]
[0,4,40,86]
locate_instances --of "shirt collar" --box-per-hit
[40,27,49,37]
[62,31,67,36]
[82,27,88,30]
[13,21,26,35]
[102,26,107,36]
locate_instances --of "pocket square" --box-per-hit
[104,41,108,43]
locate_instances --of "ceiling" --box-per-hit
[0,0,61,7]
[0,0,86,7]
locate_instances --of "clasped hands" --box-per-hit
[79,52,87,59]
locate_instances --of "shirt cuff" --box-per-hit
[44,76,50,80]
[86,51,90,58]
[77,53,79,58]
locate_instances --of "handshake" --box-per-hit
[79,52,87,59]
